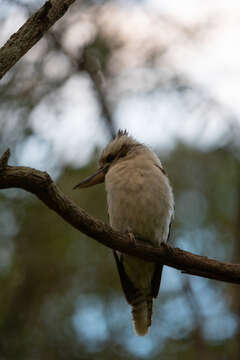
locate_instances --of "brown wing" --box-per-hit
[151,217,173,298]
[113,251,138,304]
[151,264,163,298]
[114,250,163,300]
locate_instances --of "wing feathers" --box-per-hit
[113,251,137,304]
[151,264,163,298]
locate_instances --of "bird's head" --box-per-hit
[73,130,141,189]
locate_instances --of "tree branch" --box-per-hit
[0,149,240,284]
[80,49,116,139]
[0,0,76,80]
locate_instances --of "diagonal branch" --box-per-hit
[79,49,116,139]
[0,149,240,284]
[0,0,77,80]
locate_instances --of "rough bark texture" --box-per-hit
[0,149,240,284]
[0,0,76,80]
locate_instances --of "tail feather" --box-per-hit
[147,295,153,327]
[131,292,152,336]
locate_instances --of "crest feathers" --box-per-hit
[117,129,128,138]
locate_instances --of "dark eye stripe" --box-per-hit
[106,154,115,162]
[105,144,131,163]
[118,144,130,158]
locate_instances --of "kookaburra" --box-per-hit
[74,130,174,336]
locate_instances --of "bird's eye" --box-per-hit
[118,145,128,158]
[118,151,126,158]
[106,154,115,163]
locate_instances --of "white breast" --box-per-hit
[105,155,174,245]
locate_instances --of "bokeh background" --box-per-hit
[1,0,240,359]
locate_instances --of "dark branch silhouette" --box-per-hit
[0,0,76,80]
[0,149,240,284]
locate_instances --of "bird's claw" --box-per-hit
[127,231,136,245]
[160,241,173,253]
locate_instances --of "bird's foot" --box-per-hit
[160,241,173,253]
[127,231,136,245]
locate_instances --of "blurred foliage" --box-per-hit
[1,0,240,359]
[0,145,239,359]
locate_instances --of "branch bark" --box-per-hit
[0,149,240,284]
[0,0,76,80]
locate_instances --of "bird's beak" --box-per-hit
[73,166,108,189]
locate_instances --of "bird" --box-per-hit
[73,130,174,336]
